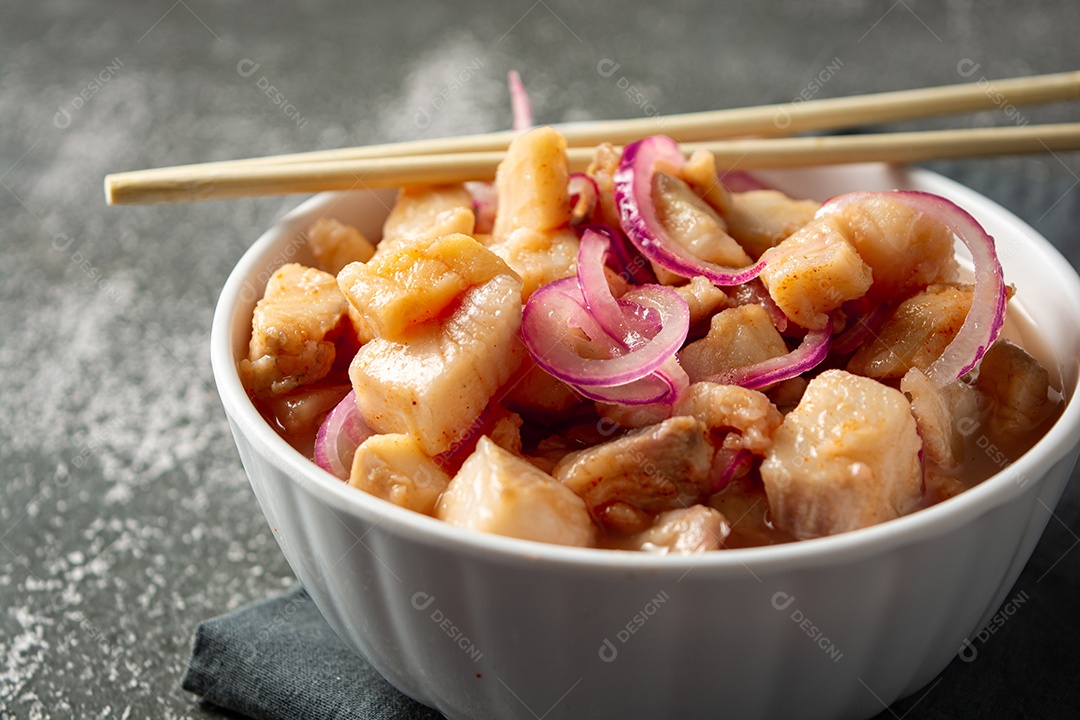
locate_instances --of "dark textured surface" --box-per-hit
[182,586,445,720]
[1,1,1078,718]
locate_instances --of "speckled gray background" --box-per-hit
[2,1,1078,718]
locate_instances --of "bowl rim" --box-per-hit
[211,164,1080,574]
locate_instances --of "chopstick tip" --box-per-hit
[103,175,117,205]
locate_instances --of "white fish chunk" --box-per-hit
[677,148,819,259]
[975,339,1057,436]
[761,370,922,539]
[674,275,728,327]
[848,284,973,379]
[349,270,525,456]
[634,505,730,554]
[350,433,451,516]
[831,194,959,303]
[673,382,783,455]
[553,416,714,533]
[488,226,579,301]
[679,304,787,384]
[240,263,348,396]
[489,126,577,299]
[376,184,475,257]
[494,126,571,237]
[724,190,821,260]
[759,216,873,330]
[306,217,375,274]
[501,355,582,418]
[901,368,979,471]
[653,172,752,268]
[586,142,622,230]
[338,232,511,341]
[436,437,595,547]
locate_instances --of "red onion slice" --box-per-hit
[709,321,832,390]
[464,181,497,235]
[613,135,766,286]
[818,190,1007,386]
[712,448,754,492]
[575,356,688,406]
[522,276,689,388]
[568,172,599,226]
[577,227,659,347]
[521,225,691,404]
[578,223,654,286]
[314,390,374,481]
[508,70,533,133]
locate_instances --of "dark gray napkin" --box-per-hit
[183,165,1080,719]
[182,585,444,720]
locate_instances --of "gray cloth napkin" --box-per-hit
[182,585,443,720]
[183,165,1080,719]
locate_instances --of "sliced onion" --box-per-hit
[577,228,658,346]
[508,70,533,133]
[712,448,754,492]
[818,190,1006,386]
[464,181,497,235]
[522,276,688,388]
[614,135,766,286]
[709,320,832,390]
[521,227,691,404]
[568,172,599,226]
[650,356,690,402]
[575,356,689,406]
[314,390,374,481]
[579,223,654,286]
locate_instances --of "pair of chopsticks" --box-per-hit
[104,70,1080,205]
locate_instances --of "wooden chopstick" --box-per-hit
[106,123,1080,205]
[119,69,1080,177]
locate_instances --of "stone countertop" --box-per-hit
[1,1,1078,718]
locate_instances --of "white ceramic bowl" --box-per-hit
[211,165,1080,720]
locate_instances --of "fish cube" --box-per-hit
[679,304,787,384]
[306,218,375,274]
[436,437,595,547]
[761,370,922,539]
[350,433,451,515]
[240,263,348,396]
[349,271,525,456]
[759,216,873,330]
[338,233,511,341]
[848,284,973,379]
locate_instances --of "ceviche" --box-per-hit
[239,125,1062,553]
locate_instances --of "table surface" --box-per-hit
[2,1,1079,718]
